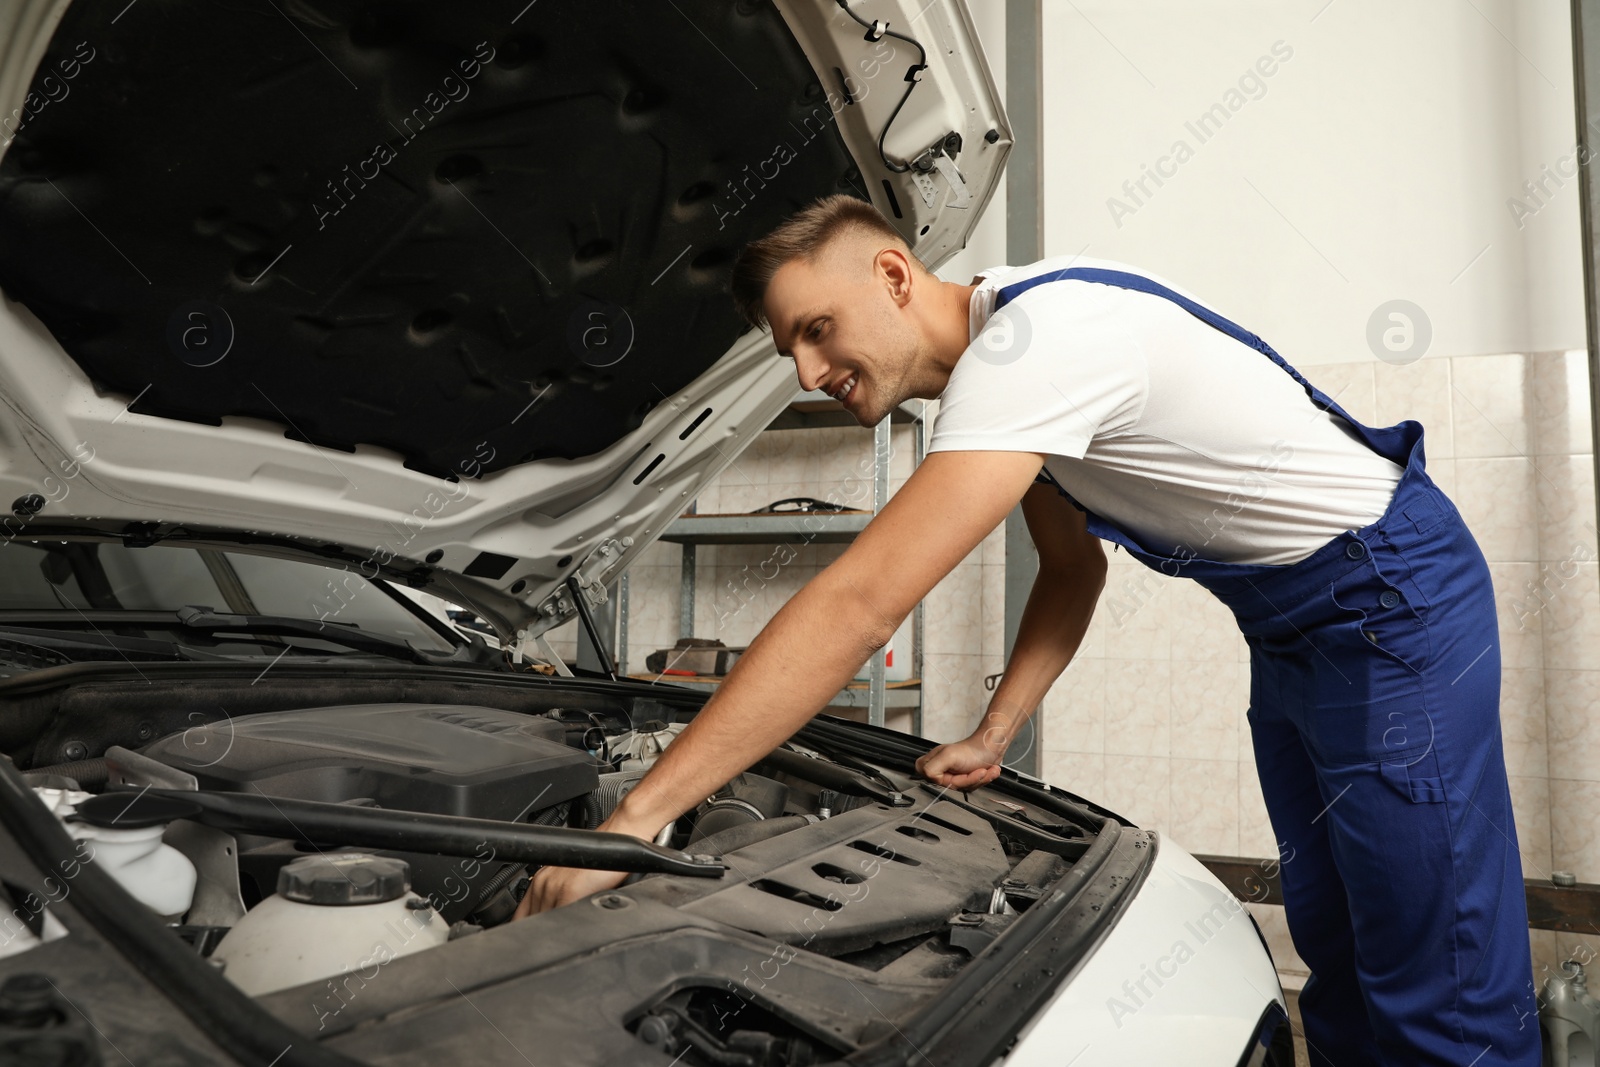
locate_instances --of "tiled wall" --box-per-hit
[612,348,1599,985]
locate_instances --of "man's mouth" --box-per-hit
[829,373,858,405]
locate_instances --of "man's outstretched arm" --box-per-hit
[515,448,1045,916]
[914,482,1107,789]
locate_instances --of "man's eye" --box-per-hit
[808,322,824,340]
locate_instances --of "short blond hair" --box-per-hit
[729,194,925,330]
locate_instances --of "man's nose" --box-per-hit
[794,350,828,393]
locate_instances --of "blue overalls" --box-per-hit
[995,269,1539,1066]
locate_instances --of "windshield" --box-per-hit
[0,540,459,670]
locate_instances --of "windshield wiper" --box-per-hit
[0,624,190,664]
[0,608,434,665]
[171,606,431,663]
[173,607,496,668]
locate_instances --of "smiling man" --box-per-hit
[517,194,1537,1067]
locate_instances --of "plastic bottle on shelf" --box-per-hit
[1541,958,1600,1066]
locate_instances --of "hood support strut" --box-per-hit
[566,576,617,681]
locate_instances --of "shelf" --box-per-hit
[626,673,921,708]
[661,510,872,545]
[766,397,929,431]
[644,390,926,732]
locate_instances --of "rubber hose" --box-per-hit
[22,757,109,789]
[580,770,646,828]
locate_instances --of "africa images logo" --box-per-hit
[1365,300,1431,365]
[311,41,497,231]
[972,300,1032,366]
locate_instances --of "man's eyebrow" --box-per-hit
[776,307,824,357]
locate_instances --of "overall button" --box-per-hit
[1379,589,1401,608]
[1346,541,1368,560]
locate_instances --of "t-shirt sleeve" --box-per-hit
[927,283,1148,460]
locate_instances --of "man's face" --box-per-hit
[763,243,925,427]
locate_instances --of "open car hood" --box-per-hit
[0,0,1006,643]
[0,0,998,643]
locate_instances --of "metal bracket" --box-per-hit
[930,152,972,209]
[511,630,574,676]
[165,821,247,926]
[105,745,198,791]
[909,132,970,210]
[533,535,634,624]
[574,536,632,596]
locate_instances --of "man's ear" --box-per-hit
[875,246,916,306]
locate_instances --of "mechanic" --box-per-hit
[516,194,1538,1066]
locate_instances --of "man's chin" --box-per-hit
[853,404,887,427]
[850,391,892,427]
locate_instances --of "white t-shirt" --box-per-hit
[927,255,1403,566]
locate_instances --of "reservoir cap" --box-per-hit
[278,852,411,906]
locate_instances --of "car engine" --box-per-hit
[135,703,603,925]
[12,694,1114,1063]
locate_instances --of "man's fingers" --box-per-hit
[531,868,559,915]
[911,755,1001,791]
[516,864,635,918]
[513,869,545,921]
[528,873,546,916]
[540,875,564,914]
[957,763,1002,790]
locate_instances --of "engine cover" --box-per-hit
[139,703,599,921]
[140,703,597,819]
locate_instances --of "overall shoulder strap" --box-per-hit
[993,266,1351,424]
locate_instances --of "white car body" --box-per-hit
[1007,844,1286,1064]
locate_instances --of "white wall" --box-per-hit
[1039,0,1586,363]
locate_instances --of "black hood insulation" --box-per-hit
[0,0,862,476]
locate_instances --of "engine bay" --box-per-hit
[2,678,1130,1065]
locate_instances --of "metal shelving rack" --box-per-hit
[645,392,929,731]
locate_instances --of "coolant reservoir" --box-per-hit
[40,785,197,920]
[213,853,446,996]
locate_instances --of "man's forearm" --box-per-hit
[979,559,1105,751]
[607,567,896,838]
[596,451,1048,841]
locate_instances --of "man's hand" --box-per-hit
[511,810,661,918]
[913,482,1108,797]
[512,863,629,918]
[914,733,1007,791]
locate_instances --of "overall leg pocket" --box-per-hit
[1379,747,1447,804]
